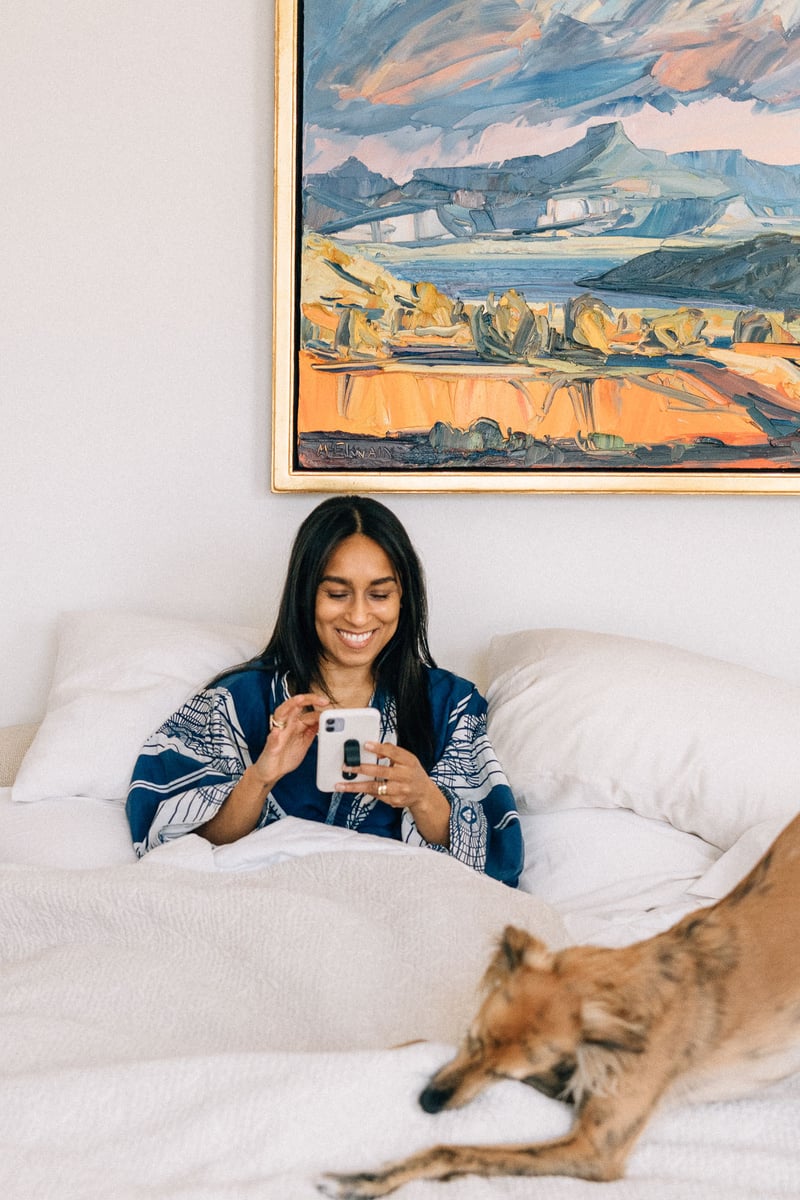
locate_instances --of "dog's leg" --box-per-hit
[320,1082,660,1199]
[320,1118,636,1197]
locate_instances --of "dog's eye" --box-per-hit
[552,1058,577,1084]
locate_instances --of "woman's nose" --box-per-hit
[346,593,370,624]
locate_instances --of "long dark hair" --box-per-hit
[235,496,437,769]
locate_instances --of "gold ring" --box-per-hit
[377,781,388,797]
[270,715,287,731]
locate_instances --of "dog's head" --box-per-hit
[419,925,645,1115]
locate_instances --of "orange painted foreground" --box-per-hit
[297,352,766,446]
[731,342,800,360]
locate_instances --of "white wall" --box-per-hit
[3,1,800,728]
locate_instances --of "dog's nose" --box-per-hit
[418,1082,454,1113]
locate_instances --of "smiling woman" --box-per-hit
[125,497,524,885]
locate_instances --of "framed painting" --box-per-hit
[272,0,800,493]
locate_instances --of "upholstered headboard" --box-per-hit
[0,724,38,787]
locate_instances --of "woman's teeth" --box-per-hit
[338,630,373,646]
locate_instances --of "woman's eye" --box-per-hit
[323,589,395,602]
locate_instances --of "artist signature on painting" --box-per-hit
[314,441,394,460]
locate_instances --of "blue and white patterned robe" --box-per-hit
[126,666,523,886]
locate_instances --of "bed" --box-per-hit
[2,612,799,1200]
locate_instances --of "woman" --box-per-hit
[126,496,523,885]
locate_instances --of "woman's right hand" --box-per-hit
[199,693,329,847]
[252,693,331,789]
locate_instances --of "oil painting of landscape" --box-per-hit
[271,0,800,491]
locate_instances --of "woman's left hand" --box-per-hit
[335,741,451,847]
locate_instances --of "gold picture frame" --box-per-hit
[272,0,800,494]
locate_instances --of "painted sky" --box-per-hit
[302,0,800,173]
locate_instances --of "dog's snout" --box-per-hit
[419,1082,455,1113]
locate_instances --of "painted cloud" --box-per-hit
[304,0,800,145]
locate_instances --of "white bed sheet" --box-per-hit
[0,787,728,924]
[518,807,718,945]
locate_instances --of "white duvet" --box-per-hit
[1,815,798,1200]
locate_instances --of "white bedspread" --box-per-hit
[1,833,798,1200]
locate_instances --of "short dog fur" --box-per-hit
[324,811,800,1196]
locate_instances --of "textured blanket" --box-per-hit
[1,845,797,1199]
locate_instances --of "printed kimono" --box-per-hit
[126,665,523,886]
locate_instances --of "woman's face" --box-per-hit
[315,533,402,675]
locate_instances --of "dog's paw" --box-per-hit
[315,1177,342,1199]
[316,1172,391,1199]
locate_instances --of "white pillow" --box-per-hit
[12,611,265,804]
[0,790,137,867]
[487,628,800,851]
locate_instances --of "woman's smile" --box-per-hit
[336,628,377,648]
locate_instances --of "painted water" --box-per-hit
[362,236,747,312]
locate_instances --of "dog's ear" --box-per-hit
[483,928,555,992]
[497,926,553,973]
[499,926,530,970]
[580,999,647,1053]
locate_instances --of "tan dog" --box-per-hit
[324,812,800,1197]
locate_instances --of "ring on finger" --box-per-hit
[377,781,388,797]
[270,714,288,731]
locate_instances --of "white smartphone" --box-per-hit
[315,707,382,792]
